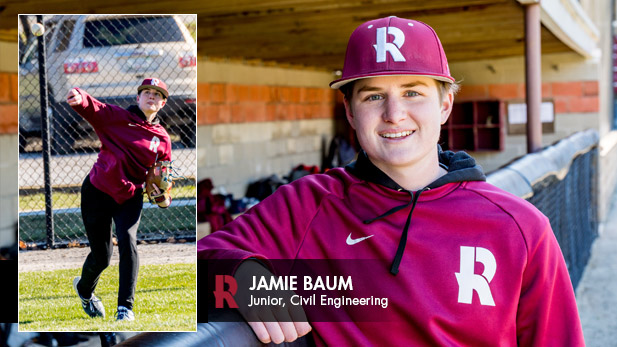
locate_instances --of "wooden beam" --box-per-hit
[0,29,17,42]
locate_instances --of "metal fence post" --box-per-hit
[36,15,55,249]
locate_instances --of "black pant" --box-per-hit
[77,175,143,310]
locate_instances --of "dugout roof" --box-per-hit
[0,0,599,71]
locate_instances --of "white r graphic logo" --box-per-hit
[373,26,406,63]
[151,78,160,86]
[455,246,496,306]
[149,136,160,153]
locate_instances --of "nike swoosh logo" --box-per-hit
[128,123,138,127]
[346,233,374,245]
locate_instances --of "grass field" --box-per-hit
[19,263,197,331]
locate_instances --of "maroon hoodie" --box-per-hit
[198,150,584,346]
[71,88,172,204]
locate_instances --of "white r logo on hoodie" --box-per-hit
[455,246,496,306]
[149,136,160,153]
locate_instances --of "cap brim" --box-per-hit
[138,85,169,98]
[330,72,455,89]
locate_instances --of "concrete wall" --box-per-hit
[0,134,17,246]
[198,120,332,195]
[196,59,336,197]
[580,0,615,137]
[599,132,617,223]
[0,41,18,247]
[581,0,617,225]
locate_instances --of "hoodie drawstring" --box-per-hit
[364,188,427,275]
[363,190,413,224]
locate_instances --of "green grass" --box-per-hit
[20,185,196,212]
[19,263,197,331]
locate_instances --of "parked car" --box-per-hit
[19,15,197,154]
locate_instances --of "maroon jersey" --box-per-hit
[198,151,584,346]
[71,88,172,204]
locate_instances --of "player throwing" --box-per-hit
[68,78,172,322]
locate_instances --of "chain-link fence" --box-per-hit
[487,129,599,289]
[18,14,197,248]
[527,147,597,289]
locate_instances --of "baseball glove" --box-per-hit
[145,161,174,208]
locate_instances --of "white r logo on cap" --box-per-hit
[151,78,160,86]
[374,26,406,63]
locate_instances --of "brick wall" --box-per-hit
[197,81,336,197]
[456,80,599,113]
[197,83,335,125]
[0,70,18,246]
[0,71,18,134]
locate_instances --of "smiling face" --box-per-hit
[344,75,453,175]
[137,88,166,119]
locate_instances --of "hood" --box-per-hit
[346,146,485,191]
[344,146,485,275]
[127,105,161,125]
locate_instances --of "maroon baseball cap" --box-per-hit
[138,78,169,98]
[330,16,454,89]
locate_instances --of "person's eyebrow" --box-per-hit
[401,81,430,88]
[356,81,430,94]
[356,85,382,94]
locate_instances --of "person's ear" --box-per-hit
[343,97,356,130]
[440,90,454,125]
[161,98,167,107]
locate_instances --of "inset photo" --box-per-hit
[17,14,197,332]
